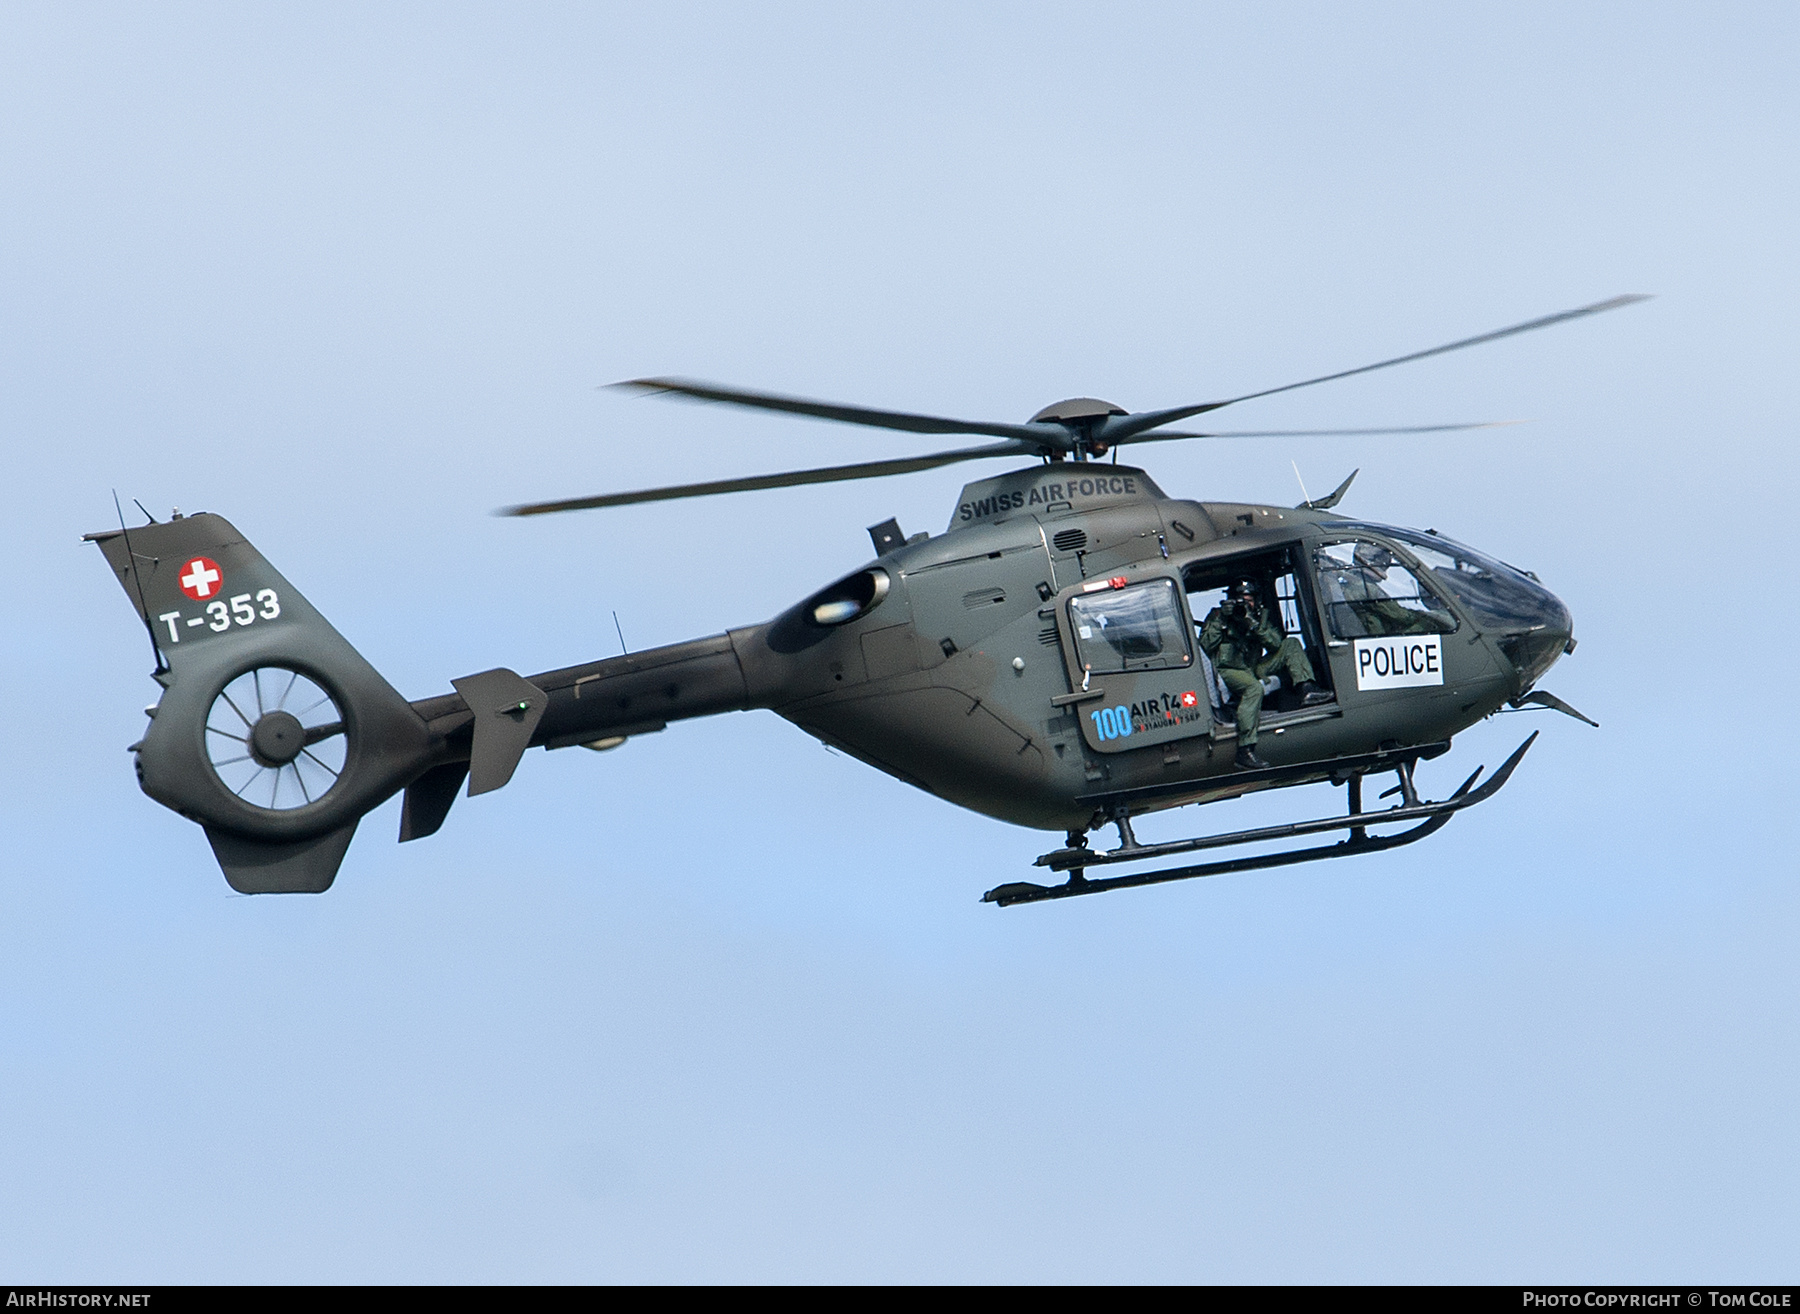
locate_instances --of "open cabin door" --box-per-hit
[1182,544,1337,716]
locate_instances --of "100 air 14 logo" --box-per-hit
[1090,688,1207,741]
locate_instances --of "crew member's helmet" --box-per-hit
[1353,543,1395,572]
[1227,579,1257,600]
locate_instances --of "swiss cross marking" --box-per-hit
[1180,690,1198,708]
[179,556,223,601]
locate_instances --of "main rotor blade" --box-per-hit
[499,441,1038,516]
[1111,420,1521,446]
[1101,294,1650,443]
[614,377,1063,446]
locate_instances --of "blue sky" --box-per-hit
[2,2,1796,1281]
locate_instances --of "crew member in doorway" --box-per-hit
[1200,579,1331,769]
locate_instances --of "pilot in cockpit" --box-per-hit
[1341,544,1453,636]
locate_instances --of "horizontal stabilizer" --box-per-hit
[206,821,360,894]
[451,668,549,795]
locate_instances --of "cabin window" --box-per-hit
[1067,578,1192,675]
[1314,541,1457,638]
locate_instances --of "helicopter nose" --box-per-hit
[1493,580,1574,693]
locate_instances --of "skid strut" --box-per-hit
[982,734,1537,907]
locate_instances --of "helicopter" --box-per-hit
[89,295,1641,903]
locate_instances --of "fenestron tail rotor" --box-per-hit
[502,295,1647,517]
[204,667,347,810]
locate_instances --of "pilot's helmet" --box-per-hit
[1227,578,1257,600]
[1353,543,1395,572]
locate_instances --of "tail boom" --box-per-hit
[92,511,763,891]
[395,633,758,837]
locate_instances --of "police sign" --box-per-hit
[1353,635,1443,690]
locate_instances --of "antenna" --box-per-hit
[132,498,158,524]
[113,490,167,675]
[1291,461,1312,507]
[613,610,629,655]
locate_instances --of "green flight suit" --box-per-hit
[1199,602,1317,747]
[1337,565,1453,636]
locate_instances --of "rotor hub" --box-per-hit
[249,710,306,768]
[1028,397,1127,425]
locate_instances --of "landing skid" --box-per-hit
[982,733,1538,908]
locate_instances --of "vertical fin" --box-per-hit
[399,763,470,841]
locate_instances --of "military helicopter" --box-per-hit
[89,295,1641,903]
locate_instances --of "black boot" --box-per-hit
[1235,745,1268,769]
[1296,681,1332,707]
